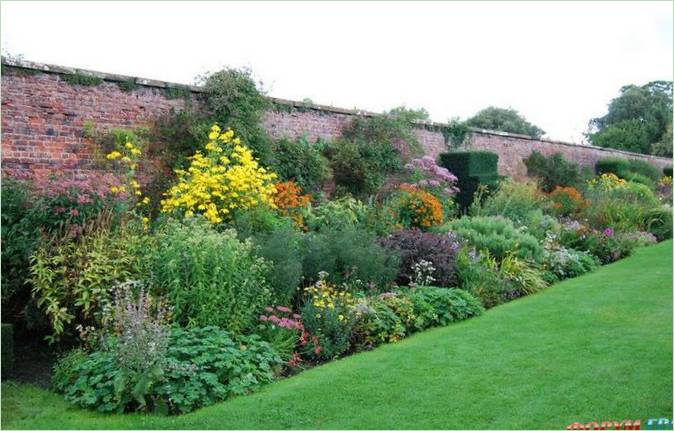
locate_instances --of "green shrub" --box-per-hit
[472,179,558,239]
[30,220,150,343]
[1,324,14,379]
[302,226,399,288]
[351,294,412,349]
[443,216,544,262]
[541,246,599,283]
[664,166,673,177]
[583,181,662,233]
[644,206,673,240]
[595,157,662,187]
[523,151,583,192]
[302,196,396,235]
[251,225,305,305]
[498,254,548,300]
[325,138,401,197]
[53,326,282,414]
[271,137,331,193]
[150,219,271,334]
[437,151,500,208]
[453,247,508,309]
[405,287,483,329]
[62,72,103,87]
[558,222,636,264]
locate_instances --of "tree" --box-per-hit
[587,81,673,156]
[465,106,545,139]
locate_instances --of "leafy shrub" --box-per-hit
[595,157,661,184]
[444,216,544,262]
[665,166,673,177]
[351,293,414,348]
[251,225,305,305]
[644,206,673,240]
[30,219,150,343]
[301,275,355,360]
[583,179,662,234]
[53,326,281,414]
[325,138,401,197]
[541,244,598,283]
[257,305,306,363]
[524,151,583,192]
[558,221,635,264]
[438,151,500,208]
[379,229,460,287]
[472,179,557,239]
[390,184,444,229]
[302,226,399,288]
[454,247,508,309]
[405,287,483,329]
[549,186,587,216]
[302,196,396,235]
[149,219,271,334]
[271,137,330,193]
[498,254,548,300]
[161,125,277,224]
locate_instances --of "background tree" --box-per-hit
[465,106,545,139]
[587,81,673,156]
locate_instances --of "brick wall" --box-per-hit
[1,59,671,180]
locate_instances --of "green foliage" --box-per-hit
[472,179,558,240]
[302,226,399,288]
[442,118,471,149]
[444,216,544,262]
[301,300,354,361]
[542,246,598,283]
[1,324,14,379]
[325,138,401,197]
[454,247,507,309]
[53,326,282,414]
[664,166,673,177]
[164,86,191,100]
[251,225,305,305]
[30,220,150,343]
[595,157,662,189]
[498,254,548,300]
[149,219,271,334]
[301,196,395,235]
[524,151,583,192]
[406,287,483,328]
[1,179,39,325]
[270,137,331,193]
[62,73,104,87]
[465,106,545,138]
[588,81,672,155]
[583,181,663,234]
[437,151,500,208]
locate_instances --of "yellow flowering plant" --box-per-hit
[161,125,277,224]
[300,272,355,360]
[586,173,627,191]
[104,135,150,226]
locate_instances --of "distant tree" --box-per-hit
[587,81,673,156]
[465,106,545,139]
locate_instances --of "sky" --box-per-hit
[1,1,672,144]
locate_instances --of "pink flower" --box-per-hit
[70,208,80,217]
[259,315,268,322]
[264,306,274,312]
[603,228,614,237]
[276,305,291,313]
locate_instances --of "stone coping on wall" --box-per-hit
[2,56,671,164]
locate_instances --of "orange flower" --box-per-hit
[274,181,311,226]
[394,184,443,229]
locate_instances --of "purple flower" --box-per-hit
[603,228,614,237]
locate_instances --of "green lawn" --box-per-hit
[2,241,672,429]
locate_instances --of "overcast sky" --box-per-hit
[1,1,672,143]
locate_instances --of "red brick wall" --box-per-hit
[2,62,671,181]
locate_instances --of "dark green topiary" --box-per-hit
[1,324,14,379]
[664,166,673,177]
[438,151,499,208]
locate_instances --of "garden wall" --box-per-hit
[2,58,671,179]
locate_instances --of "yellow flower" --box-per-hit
[125,142,134,150]
[106,151,122,160]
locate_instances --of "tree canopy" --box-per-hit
[587,81,673,156]
[465,106,545,139]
